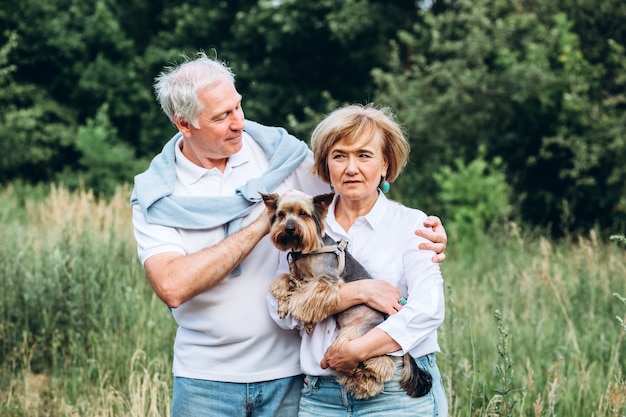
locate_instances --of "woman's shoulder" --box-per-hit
[385,199,429,227]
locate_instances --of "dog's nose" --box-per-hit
[285,220,296,235]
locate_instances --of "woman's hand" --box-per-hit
[321,329,402,375]
[320,339,360,375]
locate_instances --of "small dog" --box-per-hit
[261,192,432,399]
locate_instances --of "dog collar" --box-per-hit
[288,239,348,276]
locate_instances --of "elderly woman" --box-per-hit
[268,103,448,416]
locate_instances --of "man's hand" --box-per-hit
[255,206,272,235]
[416,216,447,263]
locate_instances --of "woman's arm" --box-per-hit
[323,213,446,374]
[334,280,403,317]
[333,215,447,317]
[320,328,399,374]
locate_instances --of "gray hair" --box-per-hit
[154,51,235,128]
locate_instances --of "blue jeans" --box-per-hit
[172,375,304,417]
[299,354,448,417]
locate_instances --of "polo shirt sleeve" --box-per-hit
[132,204,186,265]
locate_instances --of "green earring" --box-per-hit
[380,180,390,193]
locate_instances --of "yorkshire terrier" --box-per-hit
[261,192,432,399]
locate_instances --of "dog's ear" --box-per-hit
[313,193,335,217]
[260,193,279,214]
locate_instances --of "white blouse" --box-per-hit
[267,191,445,376]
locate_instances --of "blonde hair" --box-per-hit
[311,104,410,184]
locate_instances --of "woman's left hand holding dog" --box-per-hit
[321,338,360,375]
[321,328,402,375]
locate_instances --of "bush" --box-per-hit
[433,146,512,241]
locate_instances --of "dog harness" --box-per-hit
[288,239,349,276]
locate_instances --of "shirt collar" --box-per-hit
[175,132,252,184]
[326,190,389,232]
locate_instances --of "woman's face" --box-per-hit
[327,131,388,204]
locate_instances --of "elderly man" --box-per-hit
[131,52,447,417]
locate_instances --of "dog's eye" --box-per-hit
[277,211,286,218]
[299,210,308,217]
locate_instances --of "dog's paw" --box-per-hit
[278,300,289,319]
[290,294,337,325]
[277,302,289,319]
[303,322,315,334]
[335,356,397,399]
[291,304,322,324]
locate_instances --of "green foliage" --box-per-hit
[225,0,420,139]
[441,224,625,416]
[58,105,149,196]
[0,0,157,171]
[0,31,77,182]
[490,310,520,417]
[374,0,626,235]
[612,236,626,349]
[608,233,625,416]
[432,146,512,241]
[615,293,626,333]
[0,0,625,235]
[0,186,175,415]
[0,30,16,79]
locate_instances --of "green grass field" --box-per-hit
[1,185,624,416]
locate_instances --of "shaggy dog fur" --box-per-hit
[261,192,432,399]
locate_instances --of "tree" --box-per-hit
[60,105,148,196]
[223,0,425,139]
[374,0,626,235]
[0,31,77,182]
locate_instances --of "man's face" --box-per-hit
[178,77,245,169]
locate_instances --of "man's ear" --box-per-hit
[174,115,193,137]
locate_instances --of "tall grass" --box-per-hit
[0,185,624,416]
[441,224,626,416]
[0,184,175,416]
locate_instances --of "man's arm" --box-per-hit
[144,212,270,309]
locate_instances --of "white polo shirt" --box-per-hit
[133,132,329,382]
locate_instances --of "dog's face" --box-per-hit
[261,192,334,253]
